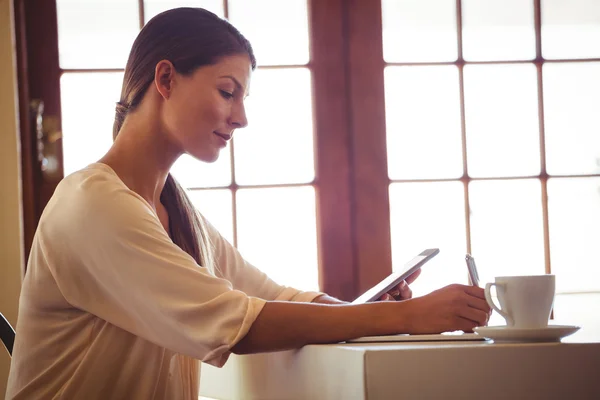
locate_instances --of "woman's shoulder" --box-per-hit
[60,162,124,193]
[52,164,121,208]
[42,163,152,227]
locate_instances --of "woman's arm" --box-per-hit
[232,301,396,354]
[311,294,347,304]
[232,283,490,354]
[204,218,324,302]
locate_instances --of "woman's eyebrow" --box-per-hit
[219,75,243,90]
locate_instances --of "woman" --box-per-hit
[6,8,490,399]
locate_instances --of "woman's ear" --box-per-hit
[154,60,175,100]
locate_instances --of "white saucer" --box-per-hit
[473,325,580,343]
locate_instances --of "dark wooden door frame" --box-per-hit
[13,0,63,270]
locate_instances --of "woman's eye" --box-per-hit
[220,90,234,100]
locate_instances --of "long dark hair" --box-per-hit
[113,8,256,270]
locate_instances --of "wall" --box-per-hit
[0,0,24,397]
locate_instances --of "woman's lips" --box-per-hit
[214,131,232,141]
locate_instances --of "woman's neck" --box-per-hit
[99,110,182,208]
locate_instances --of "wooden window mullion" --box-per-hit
[308,0,357,300]
[346,0,393,295]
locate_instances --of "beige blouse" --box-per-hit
[6,163,322,399]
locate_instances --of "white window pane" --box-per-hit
[57,0,139,69]
[385,66,463,180]
[171,153,231,189]
[382,0,457,62]
[464,64,540,178]
[548,178,600,293]
[234,68,314,185]
[469,180,545,284]
[61,73,123,175]
[542,0,600,59]
[543,62,600,176]
[228,0,309,66]
[553,293,600,341]
[236,186,318,292]
[144,0,224,23]
[187,189,234,244]
[462,0,535,61]
[389,182,467,297]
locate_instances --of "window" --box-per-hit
[54,0,600,329]
[57,0,320,292]
[380,0,600,329]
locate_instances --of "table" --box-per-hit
[199,332,600,400]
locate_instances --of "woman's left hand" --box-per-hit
[378,268,422,301]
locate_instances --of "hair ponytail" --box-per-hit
[160,174,215,271]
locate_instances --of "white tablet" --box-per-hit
[351,248,440,304]
[346,332,486,343]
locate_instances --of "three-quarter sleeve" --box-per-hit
[40,172,265,367]
[203,219,324,303]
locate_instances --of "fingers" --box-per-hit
[388,281,412,300]
[398,281,412,300]
[466,295,491,314]
[459,285,491,316]
[461,287,492,323]
[457,306,489,327]
[463,285,486,299]
[373,283,413,302]
[405,268,422,285]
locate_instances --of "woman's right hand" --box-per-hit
[395,284,491,334]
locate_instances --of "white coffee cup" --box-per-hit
[484,275,555,329]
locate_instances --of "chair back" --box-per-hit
[1,312,15,356]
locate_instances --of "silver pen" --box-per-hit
[465,254,480,287]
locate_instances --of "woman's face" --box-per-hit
[160,54,252,163]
